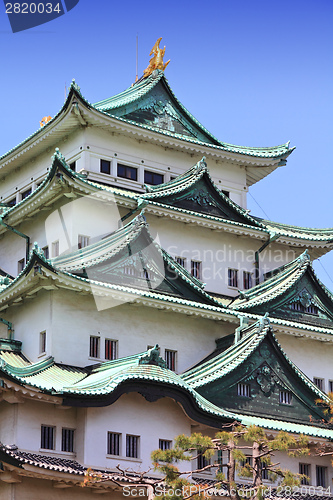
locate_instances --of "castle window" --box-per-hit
[18,258,25,273]
[124,266,135,276]
[197,453,210,470]
[237,383,250,398]
[90,336,100,358]
[290,302,318,315]
[243,271,252,290]
[69,161,76,172]
[117,163,137,181]
[126,434,139,458]
[21,188,32,200]
[165,349,177,371]
[329,380,333,393]
[42,246,49,259]
[144,170,164,185]
[222,190,230,197]
[78,235,90,249]
[100,159,111,175]
[105,339,117,360]
[313,377,324,391]
[279,390,292,405]
[159,439,172,450]
[299,463,310,485]
[316,466,327,487]
[62,428,75,453]
[39,331,46,354]
[52,240,59,257]
[228,268,238,288]
[175,256,186,268]
[108,432,121,456]
[41,425,55,450]
[7,197,16,207]
[191,260,202,279]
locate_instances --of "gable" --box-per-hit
[196,334,326,424]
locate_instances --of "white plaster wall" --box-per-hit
[83,393,191,473]
[0,402,16,444]
[276,334,333,392]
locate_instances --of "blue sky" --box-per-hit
[1,0,332,287]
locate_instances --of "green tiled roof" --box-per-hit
[256,218,333,242]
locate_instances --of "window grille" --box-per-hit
[40,331,46,354]
[108,432,121,455]
[228,268,238,288]
[62,428,74,452]
[329,380,333,393]
[316,466,327,487]
[41,425,55,450]
[313,378,324,391]
[197,453,210,470]
[144,170,164,185]
[243,271,252,290]
[78,235,90,249]
[237,383,250,398]
[105,339,117,360]
[90,336,100,358]
[117,164,137,181]
[165,350,176,371]
[299,463,310,485]
[100,159,111,174]
[124,266,135,276]
[279,390,292,405]
[175,256,186,268]
[191,260,202,279]
[126,435,139,458]
[42,246,49,259]
[291,302,318,315]
[159,439,172,451]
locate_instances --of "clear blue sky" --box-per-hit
[1,0,332,287]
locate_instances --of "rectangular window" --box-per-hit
[197,453,210,470]
[243,271,252,290]
[165,349,177,371]
[108,432,121,456]
[62,428,75,453]
[78,235,90,249]
[191,260,202,279]
[117,163,137,181]
[329,380,333,393]
[52,241,59,257]
[237,383,250,398]
[105,339,118,361]
[40,331,46,354]
[7,197,16,207]
[175,256,186,268]
[222,190,230,197]
[262,465,269,480]
[299,463,310,485]
[316,466,327,487]
[144,170,164,186]
[41,425,55,450]
[90,336,100,358]
[279,390,292,405]
[228,268,238,288]
[21,188,32,200]
[100,159,111,175]
[69,161,76,171]
[126,435,139,458]
[159,439,172,451]
[42,246,49,259]
[313,378,324,391]
[18,258,25,273]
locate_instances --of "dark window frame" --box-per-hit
[117,163,137,181]
[100,159,111,175]
[144,170,164,186]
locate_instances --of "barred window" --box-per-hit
[124,266,135,276]
[313,378,324,391]
[126,435,139,458]
[62,428,75,453]
[237,383,250,398]
[279,390,292,405]
[316,466,327,487]
[243,271,252,290]
[299,463,310,485]
[105,339,118,361]
[191,260,202,279]
[90,336,100,358]
[291,302,318,315]
[41,425,55,450]
[197,453,210,470]
[108,432,121,456]
[175,256,186,268]
[329,380,333,393]
[40,331,46,354]
[159,439,172,451]
[100,159,111,175]
[52,240,59,257]
[78,235,90,249]
[228,268,238,288]
[42,246,49,259]
[165,349,177,371]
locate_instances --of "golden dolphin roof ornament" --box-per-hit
[143,38,170,78]
[40,116,52,127]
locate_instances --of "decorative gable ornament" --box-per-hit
[143,38,170,78]
[138,344,167,368]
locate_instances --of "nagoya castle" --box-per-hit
[0,39,332,499]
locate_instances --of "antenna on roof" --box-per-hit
[135,34,138,82]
